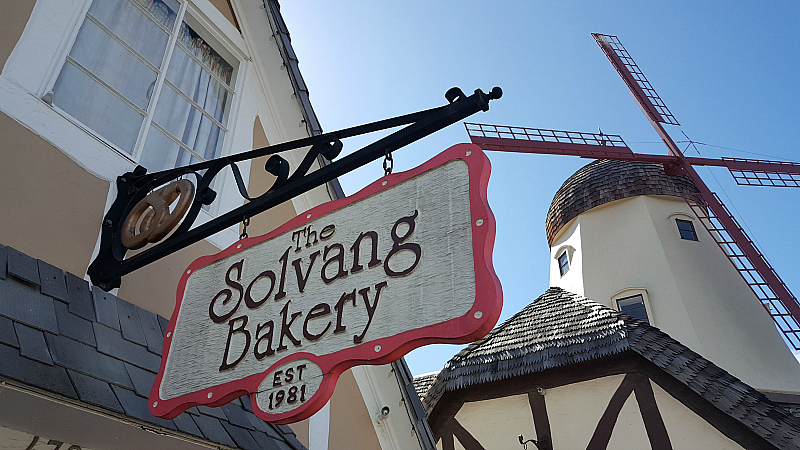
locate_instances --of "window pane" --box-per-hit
[166,46,230,122]
[676,219,698,241]
[152,84,194,139]
[88,0,175,67]
[152,85,226,161]
[140,127,195,172]
[617,295,649,323]
[622,306,649,322]
[68,18,157,110]
[558,252,569,276]
[53,61,144,154]
[617,294,643,309]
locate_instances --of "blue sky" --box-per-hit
[279,1,800,375]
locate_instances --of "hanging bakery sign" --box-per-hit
[149,143,502,424]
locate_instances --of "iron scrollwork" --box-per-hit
[88,87,502,291]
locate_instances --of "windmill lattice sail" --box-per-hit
[592,33,680,126]
[682,192,800,349]
[723,158,800,187]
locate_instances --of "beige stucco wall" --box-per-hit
[452,394,536,450]
[0,0,35,71]
[442,374,744,450]
[650,381,743,450]
[328,369,383,449]
[0,112,108,277]
[550,195,800,393]
[289,369,382,449]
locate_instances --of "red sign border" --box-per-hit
[149,143,502,423]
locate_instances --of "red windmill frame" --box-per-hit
[466,33,800,349]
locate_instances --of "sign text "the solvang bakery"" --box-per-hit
[212,209,422,371]
[150,144,502,424]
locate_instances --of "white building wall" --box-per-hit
[550,194,800,393]
[442,375,745,450]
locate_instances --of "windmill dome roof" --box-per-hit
[545,159,699,245]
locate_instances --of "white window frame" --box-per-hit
[554,244,575,278]
[38,0,249,215]
[611,288,653,324]
[668,212,700,242]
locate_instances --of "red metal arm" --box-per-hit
[466,123,634,159]
[592,33,680,126]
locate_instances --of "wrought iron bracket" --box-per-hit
[88,87,502,291]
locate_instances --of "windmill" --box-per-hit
[465,33,800,349]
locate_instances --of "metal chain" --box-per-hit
[383,149,393,176]
[240,216,250,240]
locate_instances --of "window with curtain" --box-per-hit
[51,0,236,173]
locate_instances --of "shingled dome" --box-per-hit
[545,160,699,245]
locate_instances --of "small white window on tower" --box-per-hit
[558,251,570,277]
[617,294,649,323]
[676,219,698,241]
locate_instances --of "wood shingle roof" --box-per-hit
[545,159,699,245]
[419,287,800,449]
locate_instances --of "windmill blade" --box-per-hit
[722,157,800,187]
[466,123,635,159]
[682,191,800,349]
[592,33,680,126]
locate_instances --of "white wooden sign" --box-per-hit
[150,144,502,423]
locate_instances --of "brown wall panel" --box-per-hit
[289,418,310,448]
[245,116,297,238]
[328,369,381,449]
[0,113,108,277]
[117,238,220,317]
[207,0,238,30]
[0,0,35,71]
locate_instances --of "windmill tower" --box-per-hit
[465,34,800,394]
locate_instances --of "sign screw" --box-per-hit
[466,150,472,156]
[166,332,171,338]
[207,392,213,399]
[153,401,158,407]
[374,344,382,352]
[474,311,483,319]
[476,219,484,226]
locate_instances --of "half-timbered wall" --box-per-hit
[435,371,745,450]
[428,353,776,450]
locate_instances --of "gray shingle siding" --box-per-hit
[0,245,306,450]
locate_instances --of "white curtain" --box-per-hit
[52,0,174,154]
[52,0,232,173]
[143,21,232,172]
